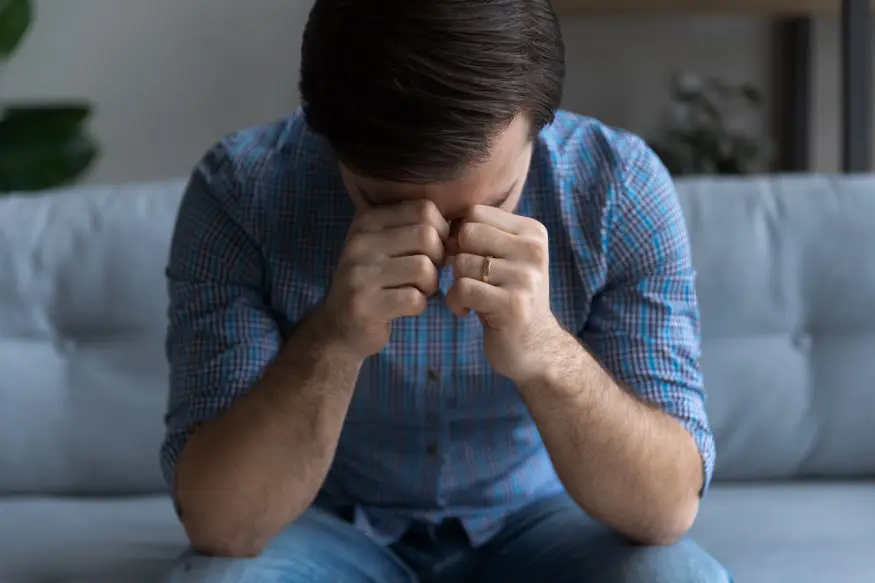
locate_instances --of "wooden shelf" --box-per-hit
[552,0,873,17]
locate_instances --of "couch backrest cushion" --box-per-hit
[0,181,186,495]
[676,175,875,480]
[1,175,873,495]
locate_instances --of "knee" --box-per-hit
[612,538,732,583]
[163,508,416,583]
[164,551,304,583]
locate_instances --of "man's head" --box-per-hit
[299,0,565,218]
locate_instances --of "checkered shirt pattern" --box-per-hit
[160,109,715,547]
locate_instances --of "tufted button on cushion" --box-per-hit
[677,175,875,480]
[0,180,186,496]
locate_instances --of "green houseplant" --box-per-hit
[0,0,98,193]
[648,73,773,176]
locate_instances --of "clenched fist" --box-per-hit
[446,204,562,384]
[319,200,449,359]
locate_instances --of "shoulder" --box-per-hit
[537,111,683,272]
[542,110,676,220]
[539,110,665,193]
[537,110,675,232]
[190,109,336,219]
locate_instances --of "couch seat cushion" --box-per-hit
[0,496,185,583]
[1,483,873,582]
[692,482,875,582]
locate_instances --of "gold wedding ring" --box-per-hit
[481,255,493,284]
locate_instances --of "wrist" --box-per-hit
[296,305,367,367]
[514,320,578,390]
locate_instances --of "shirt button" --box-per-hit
[427,369,440,381]
[426,443,439,457]
[426,412,438,423]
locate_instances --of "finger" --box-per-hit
[386,224,445,264]
[349,224,445,265]
[375,287,428,319]
[379,255,439,295]
[463,204,531,235]
[457,222,526,259]
[445,277,508,319]
[451,253,520,287]
[353,200,450,241]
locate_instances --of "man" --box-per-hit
[161,0,731,581]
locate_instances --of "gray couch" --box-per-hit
[0,175,873,582]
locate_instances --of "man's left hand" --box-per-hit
[446,205,564,384]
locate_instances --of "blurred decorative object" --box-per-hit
[0,0,98,193]
[648,73,773,176]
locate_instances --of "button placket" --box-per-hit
[423,361,446,502]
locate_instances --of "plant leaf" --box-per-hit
[0,103,92,140]
[741,84,762,103]
[0,0,32,58]
[0,103,98,192]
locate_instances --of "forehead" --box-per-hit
[348,116,532,215]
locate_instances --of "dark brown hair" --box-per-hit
[299,0,565,183]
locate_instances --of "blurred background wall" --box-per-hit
[0,0,856,184]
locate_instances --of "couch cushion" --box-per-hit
[692,482,875,583]
[1,175,873,497]
[676,176,875,480]
[0,181,186,495]
[0,483,871,583]
[0,495,186,583]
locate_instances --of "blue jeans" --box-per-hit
[165,494,732,582]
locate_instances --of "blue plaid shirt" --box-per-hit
[161,109,714,547]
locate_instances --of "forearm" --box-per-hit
[519,328,703,546]
[174,308,362,556]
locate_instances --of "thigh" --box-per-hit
[468,494,732,583]
[164,506,417,583]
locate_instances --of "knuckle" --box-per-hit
[457,223,477,249]
[413,253,433,275]
[518,267,539,289]
[402,287,426,313]
[522,239,548,264]
[345,233,370,259]
[531,221,549,241]
[347,264,370,290]
[417,224,441,252]
[412,256,437,291]
[414,199,436,221]
[456,276,475,295]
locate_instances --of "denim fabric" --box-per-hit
[164,494,731,583]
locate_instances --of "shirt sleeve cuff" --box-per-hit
[681,420,716,497]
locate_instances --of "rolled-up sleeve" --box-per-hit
[580,137,716,494]
[160,146,282,492]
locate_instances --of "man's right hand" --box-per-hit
[319,200,449,359]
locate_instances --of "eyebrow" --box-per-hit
[359,181,517,209]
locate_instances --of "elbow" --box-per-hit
[187,526,266,559]
[633,528,687,548]
[180,507,269,558]
[175,478,270,558]
[632,497,699,547]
